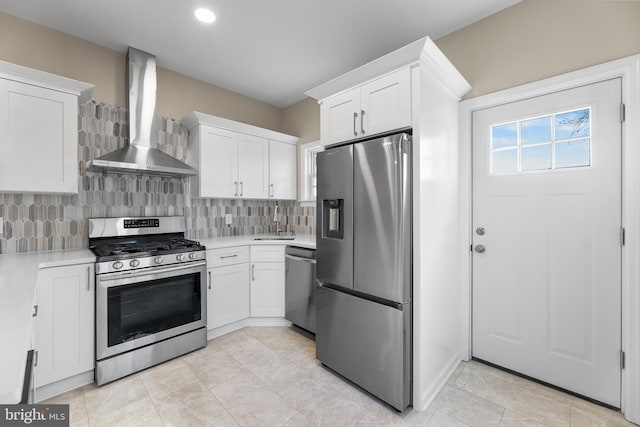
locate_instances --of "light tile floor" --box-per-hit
[45,326,636,426]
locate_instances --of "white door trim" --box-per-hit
[459,54,640,423]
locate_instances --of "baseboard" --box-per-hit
[207,317,292,340]
[415,352,461,411]
[34,370,94,403]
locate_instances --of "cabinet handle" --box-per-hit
[234,181,238,197]
[353,112,358,136]
[32,305,38,318]
[252,264,255,281]
[34,351,38,367]
[87,266,91,291]
[361,109,365,134]
[220,254,238,259]
[240,181,243,197]
[208,271,211,290]
[270,183,274,198]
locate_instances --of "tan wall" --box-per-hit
[435,0,640,99]
[283,1,640,138]
[0,12,282,130]
[281,97,321,144]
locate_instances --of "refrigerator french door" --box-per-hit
[315,132,412,411]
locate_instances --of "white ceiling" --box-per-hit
[0,0,521,108]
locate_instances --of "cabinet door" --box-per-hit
[250,262,285,317]
[0,79,78,193]
[35,264,94,388]
[207,264,250,330]
[269,141,297,200]
[360,68,412,137]
[320,87,361,145]
[238,133,269,199]
[199,126,239,198]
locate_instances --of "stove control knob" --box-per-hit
[112,261,123,270]
[154,256,164,265]
[129,259,140,268]
[176,254,185,262]
[189,252,197,260]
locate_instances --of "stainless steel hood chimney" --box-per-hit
[88,47,197,176]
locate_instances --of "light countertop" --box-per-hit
[199,233,316,250]
[0,249,95,404]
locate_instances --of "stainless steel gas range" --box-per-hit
[89,216,207,386]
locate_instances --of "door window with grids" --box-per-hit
[491,107,591,174]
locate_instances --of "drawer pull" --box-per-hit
[220,254,238,259]
[208,271,211,290]
[252,264,255,281]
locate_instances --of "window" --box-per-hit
[490,107,591,174]
[299,140,324,203]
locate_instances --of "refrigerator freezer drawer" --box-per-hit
[315,285,411,410]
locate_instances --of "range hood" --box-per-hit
[88,47,197,176]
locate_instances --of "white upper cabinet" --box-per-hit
[238,133,269,199]
[195,126,238,198]
[0,61,93,194]
[321,88,361,144]
[184,112,299,200]
[320,68,411,145]
[360,68,411,137]
[269,140,297,200]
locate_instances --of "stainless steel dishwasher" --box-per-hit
[285,246,316,334]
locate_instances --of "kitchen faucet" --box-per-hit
[273,202,284,236]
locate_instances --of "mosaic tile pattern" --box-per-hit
[0,101,315,254]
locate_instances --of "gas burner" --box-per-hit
[88,217,206,273]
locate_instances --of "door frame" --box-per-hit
[459,55,640,423]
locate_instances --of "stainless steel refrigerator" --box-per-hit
[315,132,412,411]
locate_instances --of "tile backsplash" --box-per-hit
[0,101,315,254]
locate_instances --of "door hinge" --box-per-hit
[621,227,626,246]
[621,350,626,369]
[470,244,473,252]
[621,104,626,123]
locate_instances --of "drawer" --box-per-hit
[207,246,249,268]
[250,245,285,263]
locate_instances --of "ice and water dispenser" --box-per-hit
[322,199,344,239]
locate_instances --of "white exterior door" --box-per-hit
[472,79,622,406]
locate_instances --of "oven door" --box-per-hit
[96,260,207,360]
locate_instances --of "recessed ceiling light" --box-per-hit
[194,8,216,24]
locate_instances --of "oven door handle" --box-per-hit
[97,261,207,287]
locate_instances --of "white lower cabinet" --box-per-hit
[207,263,250,330]
[250,262,285,317]
[205,244,287,333]
[34,263,94,389]
[250,244,285,317]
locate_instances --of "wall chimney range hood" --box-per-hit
[88,47,197,176]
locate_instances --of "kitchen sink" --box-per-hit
[253,236,295,240]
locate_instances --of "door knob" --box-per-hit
[474,244,486,253]
[476,227,486,236]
